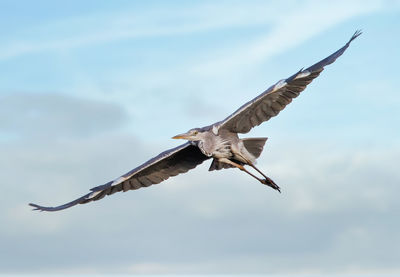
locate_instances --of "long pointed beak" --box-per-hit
[172,133,189,140]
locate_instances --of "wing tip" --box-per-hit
[29,202,68,212]
[29,203,48,212]
[349,29,362,43]
[29,192,92,212]
[28,202,75,212]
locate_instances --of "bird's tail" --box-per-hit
[241,137,268,159]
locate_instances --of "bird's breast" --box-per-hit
[197,141,212,157]
[211,137,232,159]
[213,144,232,158]
[197,137,232,158]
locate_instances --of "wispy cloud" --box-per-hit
[192,0,383,75]
[0,2,277,61]
[64,0,384,115]
[0,0,384,61]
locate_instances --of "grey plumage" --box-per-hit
[30,30,361,212]
[30,143,208,211]
[217,30,362,134]
[241,138,268,159]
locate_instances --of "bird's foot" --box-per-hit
[260,177,281,193]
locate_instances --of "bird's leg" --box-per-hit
[218,158,264,181]
[218,158,280,192]
[248,162,281,193]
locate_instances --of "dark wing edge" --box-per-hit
[29,142,210,212]
[217,30,362,134]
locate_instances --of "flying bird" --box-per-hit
[30,30,361,211]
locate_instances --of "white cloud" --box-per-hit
[0,93,129,139]
[2,123,399,273]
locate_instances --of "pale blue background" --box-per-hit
[1,0,399,275]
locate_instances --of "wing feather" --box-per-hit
[29,142,209,211]
[217,30,361,134]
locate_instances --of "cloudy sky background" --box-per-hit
[1,0,399,275]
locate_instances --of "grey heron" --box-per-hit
[29,30,361,211]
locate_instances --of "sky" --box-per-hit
[1,0,400,275]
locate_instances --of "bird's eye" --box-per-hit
[193,130,198,135]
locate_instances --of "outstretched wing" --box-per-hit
[217,30,361,134]
[29,142,209,211]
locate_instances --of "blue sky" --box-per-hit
[1,0,400,275]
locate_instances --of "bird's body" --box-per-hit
[173,126,277,189]
[30,30,361,212]
[191,128,244,162]
[195,128,234,159]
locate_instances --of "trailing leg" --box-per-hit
[218,158,265,183]
[248,163,281,192]
[218,158,281,192]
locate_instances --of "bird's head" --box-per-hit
[172,128,203,141]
